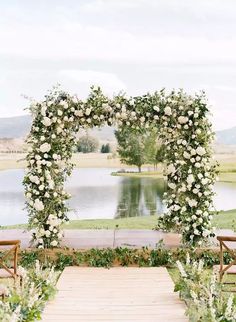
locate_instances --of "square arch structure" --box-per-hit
[24,86,218,248]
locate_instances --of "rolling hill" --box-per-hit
[0,114,115,142]
[216,126,236,145]
[0,115,235,146]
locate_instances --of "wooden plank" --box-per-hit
[42,267,187,321]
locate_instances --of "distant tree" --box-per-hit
[101,143,111,153]
[77,134,99,153]
[115,128,164,172]
[115,128,146,172]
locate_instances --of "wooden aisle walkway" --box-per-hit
[42,267,187,322]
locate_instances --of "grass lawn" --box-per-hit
[212,209,236,230]
[219,172,236,183]
[2,209,236,230]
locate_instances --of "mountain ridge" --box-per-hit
[0,114,235,145]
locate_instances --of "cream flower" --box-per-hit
[164,106,172,116]
[196,146,206,156]
[178,116,188,124]
[34,199,44,211]
[42,117,52,127]
[40,143,51,153]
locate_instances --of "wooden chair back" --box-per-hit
[0,240,20,279]
[217,236,236,281]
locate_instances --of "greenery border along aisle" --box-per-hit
[24,86,218,248]
[19,246,233,270]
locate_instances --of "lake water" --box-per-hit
[0,168,236,226]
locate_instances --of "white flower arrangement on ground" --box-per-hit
[24,86,218,248]
[176,257,236,321]
[0,261,58,321]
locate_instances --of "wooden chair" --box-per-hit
[216,236,236,283]
[0,240,21,281]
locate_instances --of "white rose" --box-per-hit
[167,164,176,175]
[202,178,208,185]
[85,108,91,116]
[168,182,176,189]
[164,106,172,116]
[40,143,51,153]
[178,116,188,124]
[41,106,47,116]
[140,117,145,123]
[183,151,190,159]
[45,230,51,237]
[196,146,206,156]
[50,240,58,247]
[153,106,160,112]
[57,110,63,116]
[29,175,40,184]
[26,192,32,199]
[188,199,198,207]
[60,101,68,109]
[42,117,52,127]
[186,174,195,185]
[34,199,44,211]
[75,110,83,117]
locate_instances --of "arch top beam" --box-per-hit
[24,86,218,248]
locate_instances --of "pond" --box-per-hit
[0,168,236,226]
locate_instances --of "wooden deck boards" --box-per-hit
[42,267,187,322]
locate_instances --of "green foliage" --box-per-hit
[101,143,111,153]
[83,248,115,268]
[20,250,39,268]
[56,253,74,270]
[77,134,99,153]
[115,127,162,172]
[175,258,236,321]
[17,247,233,270]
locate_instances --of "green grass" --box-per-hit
[112,170,236,183]
[212,209,236,230]
[1,216,159,230]
[219,172,236,183]
[2,209,236,230]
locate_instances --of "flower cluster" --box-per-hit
[176,257,236,321]
[0,261,58,321]
[24,86,217,248]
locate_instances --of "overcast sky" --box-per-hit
[0,0,236,130]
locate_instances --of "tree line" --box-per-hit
[77,128,164,172]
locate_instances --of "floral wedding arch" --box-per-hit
[24,86,218,248]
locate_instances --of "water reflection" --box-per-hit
[0,168,236,225]
[116,177,165,218]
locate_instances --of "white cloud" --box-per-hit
[0,21,236,65]
[0,0,235,130]
[58,70,126,95]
